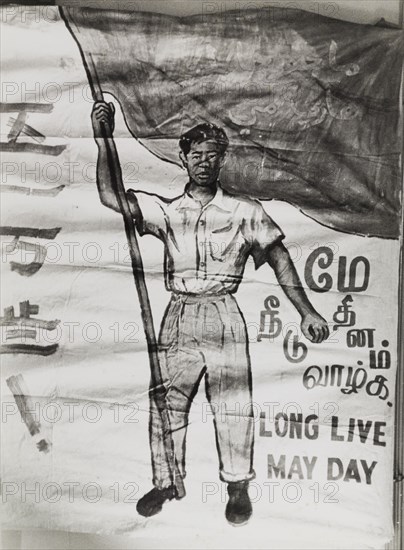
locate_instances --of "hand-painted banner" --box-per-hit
[0,6,402,549]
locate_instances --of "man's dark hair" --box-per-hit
[179,123,229,156]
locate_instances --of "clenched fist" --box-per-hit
[91,101,115,138]
[301,311,329,343]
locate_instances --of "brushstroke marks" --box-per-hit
[6,374,51,453]
[1,301,60,329]
[0,103,53,113]
[0,102,66,156]
[0,301,60,355]
[0,227,61,239]
[0,142,66,156]
[6,110,28,143]
[1,226,61,276]
[0,184,65,196]
[6,116,46,144]
[1,343,58,355]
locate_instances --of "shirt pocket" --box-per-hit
[209,224,243,262]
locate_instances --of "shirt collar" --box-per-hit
[175,183,232,213]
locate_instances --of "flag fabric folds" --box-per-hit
[61,6,403,239]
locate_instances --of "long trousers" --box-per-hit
[149,292,256,489]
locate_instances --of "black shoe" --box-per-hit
[225,481,252,526]
[136,485,183,517]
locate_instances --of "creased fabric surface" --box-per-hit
[0,6,402,549]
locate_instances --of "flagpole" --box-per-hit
[387,17,404,550]
[59,7,185,498]
[391,28,404,550]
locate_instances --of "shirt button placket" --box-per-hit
[198,215,207,274]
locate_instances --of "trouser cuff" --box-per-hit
[219,469,256,483]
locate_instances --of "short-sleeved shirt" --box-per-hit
[127,184,284,295]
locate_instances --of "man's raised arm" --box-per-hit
[266,242,329,343]
[91,101,141,219]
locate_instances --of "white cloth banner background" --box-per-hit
[0,6,401,549]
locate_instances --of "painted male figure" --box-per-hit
[92,102,329,526]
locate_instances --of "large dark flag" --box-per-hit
[61,7,403,238]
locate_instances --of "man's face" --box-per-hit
[180,139,225,187]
